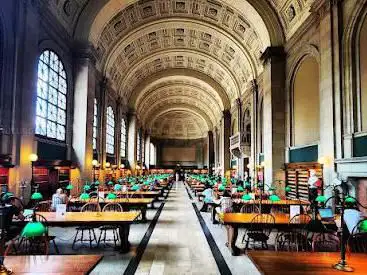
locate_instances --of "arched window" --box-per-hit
[35,50,67,141]
[93,98,98,150]
[106,106,115,155]
[120,119,127,158]
[360,15,367,131]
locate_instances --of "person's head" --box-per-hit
[56,188,63,195]
[223,190,231,197]
[237,180,243,187]
[205,182,212,189]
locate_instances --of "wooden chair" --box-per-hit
[275,214,312,252]
[97,203,123,248]
[270,204,290,214]
[243,214,275,250]
[240,203,260,214]
[36,201,51,212]
[16,214,53,255]
[347,219,367,253]
[72,203,101,249]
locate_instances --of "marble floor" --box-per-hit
[46,182,261,274]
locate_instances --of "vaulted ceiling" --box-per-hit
[46,0,315,139]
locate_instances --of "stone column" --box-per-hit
[236,98,244,179]
[311,0,340,188]
[208,131,214,174]
[250,79,259,179]
[99,78,107,166]
[144,133,151,170]
[221,110,231,176]
[260,47,286,185]
[72,47,97,181]
[116,98,122,166]
[128,112,137,173]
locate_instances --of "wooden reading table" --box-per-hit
[68,198,154,221]
[30,212,140,253]
[3,255,103,274]
[247,251,367,275]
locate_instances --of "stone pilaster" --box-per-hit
[208,131,214,174]
[251,79,259,179]
[144,133,151,169]
[128,112,137,172]
[221,110,231,175]
[260,47,286,185]
[72,47,97,181]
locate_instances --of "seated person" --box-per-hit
[213,190,233,223]
[200,183,214,212]
[51,188,68,211]
[3,195,25,240]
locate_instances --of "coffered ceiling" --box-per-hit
[44,0,315,139]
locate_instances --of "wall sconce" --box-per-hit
[136,165,141,170]
[105,162,111,168]
[29,154,38,162]
[92,159,98,167]
[120,164,125,169]
[318,156,333,168]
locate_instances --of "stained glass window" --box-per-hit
[36,50,67,141]
[93,98,98,150]
[106,106,115,155]
[120,119,127,158]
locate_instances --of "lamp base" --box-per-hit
[0,264,13,275]
[333,261,354,272]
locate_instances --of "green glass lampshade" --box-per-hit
[83,185,91,191]
[66,183,73,190]
[345,196,356,204]
[285,186,292,192]
[245,181,251,188]
[131,185,140,191]
[237,186,244,192]
[31,192,43,200]
[360,220,367,233]
[80,192,90,201]
[94,180,100,185]
[242,194,252,201]
[315,195,326,203]
[218,185,225,191]
[108,181,114,186]
[21,221,46,238]
[269,194,281,202]
[114,184,122,191]
[1,192,15,202]
[106,193,117,200]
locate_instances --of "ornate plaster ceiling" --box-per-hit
[149,110,208,139]
[46,0,317,139]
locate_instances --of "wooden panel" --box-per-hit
[4,255,102,274]
[248,251,367,275]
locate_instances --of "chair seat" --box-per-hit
[100,225,118,231]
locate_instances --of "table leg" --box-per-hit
[141,207,147,222]
[118,224,131,253]
[229,225,240,256]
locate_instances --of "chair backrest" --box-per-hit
[347,218,367,253]
[81,202,101,212]
[102,203,123,212]
[37,201,51,212]
[240,204,260,214]
[289,214,312,225]
[249,214,275,236]
[312,232,340,252]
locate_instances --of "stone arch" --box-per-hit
[290,55,320,146]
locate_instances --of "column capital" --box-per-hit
[251,79,258,93]
[222,109,231,119]
[260,47,285,66]
[73,43,97,65]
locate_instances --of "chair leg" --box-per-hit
[88,229,93,248]
[52,239,60,254]
[92,229,98,245]
[97,230,103,248]
[245,237,250,250]
[72,230,79,250]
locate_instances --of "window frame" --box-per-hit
[35,49,68,143]
[106,106,115,155]
[120,118,127,158]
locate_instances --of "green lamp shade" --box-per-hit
[66,184,73,190]
[285,186,292,192]
[218,185,225,191]
[360,220,367,233]
[94,180,100,185]
[315,195,326,203]
[345,196,356,204]
[80,193,90,201]
[132,185,140,191]
[106,193,117,200]
[269,194,281,202]
[114,184,122,191]
[2,192,15,201]
[242,194,252,201]
[245,181,251,187]
[83,185,91,191]
[108,181,114,185]
[31,192,43,200]
[21,221,46,238]
[237,186,244,192]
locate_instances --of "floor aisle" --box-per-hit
[135,182,220,275]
